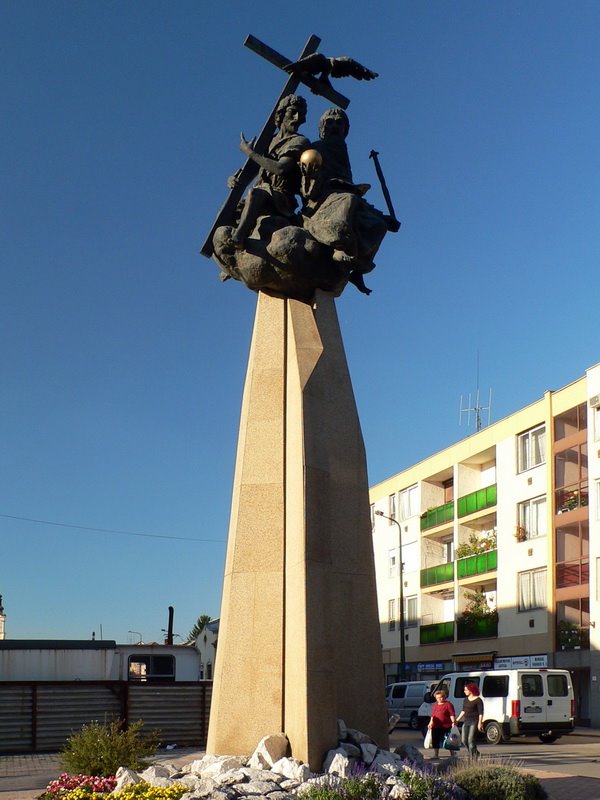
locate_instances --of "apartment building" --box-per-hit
[370,363,600,725]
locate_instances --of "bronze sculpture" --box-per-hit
[203,35,399,303]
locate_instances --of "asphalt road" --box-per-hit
[390,725,600,780]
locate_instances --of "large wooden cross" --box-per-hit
[200,34,350,258]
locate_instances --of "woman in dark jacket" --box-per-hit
[456,682,484,758]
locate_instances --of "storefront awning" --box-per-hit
[452,651,497,664]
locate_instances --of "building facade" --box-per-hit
[370,363,600,726]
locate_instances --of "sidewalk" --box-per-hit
[2,738,600,800]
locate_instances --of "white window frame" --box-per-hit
[517,424,546,473]
[518,568,547,611]
[399,484,418,520]
[518,495,547,539]
[388,598,396,630]
[596,479,600,521]
[388,548,398,578]
[370,503,375,529]
[388,493,397,520]
[594,406,600,442]
[404,595,418,628]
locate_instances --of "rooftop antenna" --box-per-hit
[459,351,492,432]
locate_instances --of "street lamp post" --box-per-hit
[375,510,406,679]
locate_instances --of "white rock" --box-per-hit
[325,752,355,778]
[389,783,411,799]
[240,767,284,784]
[359,743,378,764]
[201,756,247,777]
[249,733,289,769]
[371,751,402,775]
[113,767,142,791]
[271,756,311,782]
[140,765,172,783]
[232,779,281,795]
[345,727,375,746]
[143,776,174,788]
[339,742,361,759]
[321,747,346,774]
[186,755,220,774]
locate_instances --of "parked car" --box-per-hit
[429,669,574,744]
[385,681,431,730]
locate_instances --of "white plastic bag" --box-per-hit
[423,728,433,749]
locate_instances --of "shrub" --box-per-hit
[299,773,385,800]
[60,719,160,777]
[453,765,548,800]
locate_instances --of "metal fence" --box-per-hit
[0,681,212,753]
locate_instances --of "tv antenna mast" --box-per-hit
[459,352,492,432]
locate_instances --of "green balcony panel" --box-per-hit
[420,562,454,587]
[420,501,454,531]
[457,616,498,641]
[420,621,455,645]
[457,549,497,578]
[457,484,497,518]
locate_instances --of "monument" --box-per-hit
[201,34,399,770]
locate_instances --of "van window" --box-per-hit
[522,674,543,697]
[547,674,569,697]
[407,684,426,698]
[454,676,480,698]
[481,675,508,697]
[391,685,407,699]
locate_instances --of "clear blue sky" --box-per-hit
[2,1,599,643]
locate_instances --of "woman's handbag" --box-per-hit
[423,728,433,749]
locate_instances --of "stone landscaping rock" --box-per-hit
[113,766,142,791]
[106,722,478,800]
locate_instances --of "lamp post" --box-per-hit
[128,630,143,644]
[375,510,406,679]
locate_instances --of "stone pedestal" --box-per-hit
[207,290,388,769]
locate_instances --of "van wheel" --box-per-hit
[485,721,505,745]
[409,712,419,730]
[539,732,559,743]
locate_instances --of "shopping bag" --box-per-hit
[423,728,433,749]
[443,726,461,751]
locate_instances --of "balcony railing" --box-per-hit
[556,560,589,588]
[457,549,497,579]
[420,501,454,531]
[456,615,498,641]
[420,562,454,587]
[457,484,497,517]
[557,624,590,651]
[420,621,455,645]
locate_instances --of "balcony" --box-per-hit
[557,623,590,651]
[457,549,497,579]
[556,483,589,515]
[420,621,455,645]
[421,562,454,588]
[556,560,589,588]
[456,614,498,641]
[457,484,497,518]
[420,501,454,531]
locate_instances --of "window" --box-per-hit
[594,406,600,442]
[597,480,600,520]
[399,485,418,520]
[453,676,479,698]
[389,493,397,520]
[388,549,397,578]
[388,599,396,630]
[522,674,543,697]
[404,595,418,627]
[518,568,547,611]
[547,674,568,697]
[517,425,546,472]
[128,654,175,682]
[481,674,509,698]
[370,503,375,529]
[556,520,589,588]
[555,444,588,513]
[554,403,587,441]
[518,496,547,539]
[391,684,406,699]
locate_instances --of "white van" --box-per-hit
[385,681,431,729]
[432,669,574,744]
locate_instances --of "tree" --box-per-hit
[185,614,212,643]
